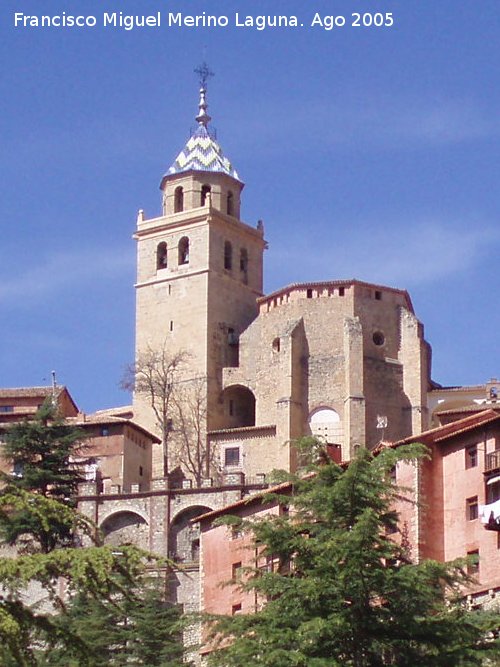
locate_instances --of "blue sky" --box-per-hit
[1,0,499,412]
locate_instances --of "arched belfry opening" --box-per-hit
[156,242,168,270]
[240,248,248,284]
[221,385,256,429]
[178,236,189,265]
[227,191,234,216]
[201,184,211,206]
[174,186,184,213]
[224,241,233,270]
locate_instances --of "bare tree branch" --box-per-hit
[171,377,215,486]
[121,345,190,477]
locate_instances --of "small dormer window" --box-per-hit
[201,184,211,206]
[174,186,184,213]
[227,191,234,216]
[178,237,190,265]
[156,242,168,270]
[224,241,232,270]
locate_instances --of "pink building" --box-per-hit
[393,408,500,600]
[197,408,500,628]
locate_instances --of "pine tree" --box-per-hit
[208,443,500,667]
[1,400,86,552]
[0,402,186,665]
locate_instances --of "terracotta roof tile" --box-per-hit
[389,409,500,448]
[67,416,160,443]
[0,386,64,399]
[435,404,500,416]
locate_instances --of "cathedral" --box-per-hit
[2,68,499,631]
[132,67,432,486]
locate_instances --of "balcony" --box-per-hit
[480,498,500,531]
[485,450,500,473]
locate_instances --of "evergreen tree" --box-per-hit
[208,443,500,667]
[1,400,86,552]
[38,580,188,666]
[0,402,186,665]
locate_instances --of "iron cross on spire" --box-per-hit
[194,61,214,89]
[194,62,214,127]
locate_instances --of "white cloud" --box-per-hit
[0,247,134,304]
[232,94,499,155]
[267,219,500,290]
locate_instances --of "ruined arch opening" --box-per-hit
[221,385,256,429]
[100,511,148,548]
[169,505,212,563]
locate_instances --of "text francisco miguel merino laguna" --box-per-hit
[14,11,338,31]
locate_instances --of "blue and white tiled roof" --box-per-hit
[167,124,240,180]
[165,71,241,182]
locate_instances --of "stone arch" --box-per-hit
[309,407,343,449]
[221,384,256,429]
[100,510,149,549]
[169,505,212,563]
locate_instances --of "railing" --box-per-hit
[485,450,500,472]
[79,473,269,497]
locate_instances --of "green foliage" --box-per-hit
[0,402,187,666]
[0,541,154,666]
[2,400,86,501]
[0,401,87,552]
[208,443,500,667]
[34,578,188,667]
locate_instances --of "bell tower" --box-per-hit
[133,64,266,479]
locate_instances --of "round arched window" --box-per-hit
[309,408,342,447]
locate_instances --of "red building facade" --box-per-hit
[198,408,500,625]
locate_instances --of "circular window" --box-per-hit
[372,331,385,346]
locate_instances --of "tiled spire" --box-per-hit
[166,64,240,181]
